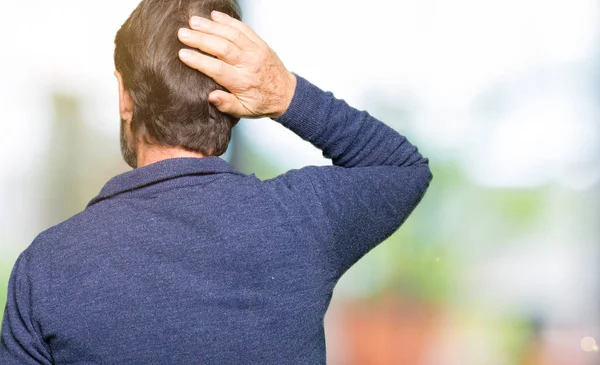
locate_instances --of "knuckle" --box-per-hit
[233,29,244,43]
[248,79,260,90]
[249,56,263,72]
[246,63,259,76]
[215,62,227,76]
[222,41,233,56]
[245,52,260,67]
[252,65,262,77]
[238,77,254,92]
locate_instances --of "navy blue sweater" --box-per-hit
[0,75,432,364]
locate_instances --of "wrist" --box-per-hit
[272,72,297,119]
[270,74,327,142]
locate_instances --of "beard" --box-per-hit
[120,118,138,169]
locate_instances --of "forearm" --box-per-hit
[273,74,428,169]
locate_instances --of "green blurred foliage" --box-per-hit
[0,263,11,324]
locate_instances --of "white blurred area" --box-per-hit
[0,0,599,364]
[0,0,139,256]
[245,0,600,187]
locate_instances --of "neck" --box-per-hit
[137,144,206,168]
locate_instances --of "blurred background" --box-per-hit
[1,0,599,364]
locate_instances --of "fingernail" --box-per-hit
[211,11,223,20]
[179,49,193,60]
[190,16,206,29]
[178,28,192,39]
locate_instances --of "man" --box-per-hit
[0,0,432,363]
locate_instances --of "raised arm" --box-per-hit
[270,75,432,275]
[177,11,433,276]
[273,74,428,169]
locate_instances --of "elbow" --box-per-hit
[422,157,433,181]
[401,147,433,190]
[416,157,433,189]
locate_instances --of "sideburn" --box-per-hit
[120,118,138,169]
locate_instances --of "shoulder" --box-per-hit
[23,209,92,262]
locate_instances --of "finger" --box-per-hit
[178,49,237,88]
[210,11,265,47]
[189,16,254,50]
[209,90,248,118]
[178,28,242,64]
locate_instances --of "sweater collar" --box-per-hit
[87,157,246,208]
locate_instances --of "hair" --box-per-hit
[115,0,242,157]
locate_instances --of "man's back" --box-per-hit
[20,157,335,363]
[1,74,432,364]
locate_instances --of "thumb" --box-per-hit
[209,91,245,118]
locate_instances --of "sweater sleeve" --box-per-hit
[0,252,53,365]
[268,75,433,277]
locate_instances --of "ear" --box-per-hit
[114,71,134,123]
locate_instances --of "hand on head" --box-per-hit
[177,11,297,119]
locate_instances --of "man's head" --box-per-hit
[115,0,242,168]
